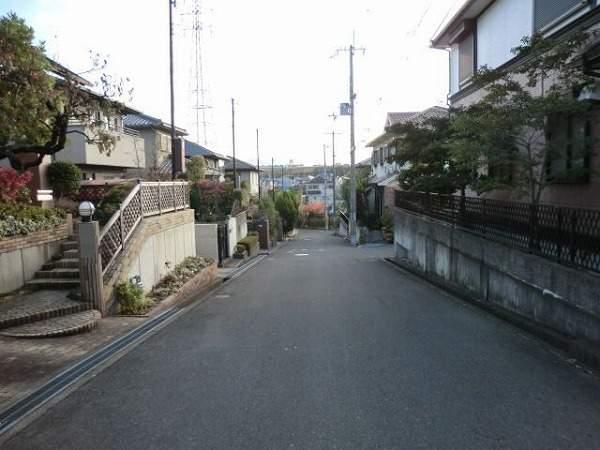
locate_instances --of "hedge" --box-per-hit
[237,235,258,254]
[0,203,66,239]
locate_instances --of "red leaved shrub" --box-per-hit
[0,168,33,203]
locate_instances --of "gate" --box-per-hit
[217,222,229,267]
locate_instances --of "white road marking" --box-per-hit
[294,253,310,256]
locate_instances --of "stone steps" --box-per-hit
[35,268,80,279]
[0,291,90,330]
[62,249,79,259]
[42,258,79,270]
[61,241,79,252]
[25,278,81,290]
[0,310,101,338]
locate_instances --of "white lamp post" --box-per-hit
[78,201,96,222]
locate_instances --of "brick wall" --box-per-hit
[0,216,72,254]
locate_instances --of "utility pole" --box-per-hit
[169,0,176,180]
[271,157,275,202]
[328,112,341,221]
[323,144,328,231]
[281,165,284,192]
[334,39,365,245]
[256,128,261,200]
[231,98,237,188]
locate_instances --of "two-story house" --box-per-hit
[224,158,261,195]
[123,113,187,172]
[366,106,448,217]
[185,141,227,181]
[55,109,146,181]
[432,0,600,208]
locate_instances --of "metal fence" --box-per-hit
[395,191,600,273]
[99,181,189,276]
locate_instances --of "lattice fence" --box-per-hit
[395,191,600,273]
[99,181,189,276]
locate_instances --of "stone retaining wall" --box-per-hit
[0,215,73,294]
[394,208,600,342]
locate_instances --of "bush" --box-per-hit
[0,203,66,239]
[149,256,214,302]
[47,161,81,200]
[305,216,326,228]
[258,196,280,238]
[275,191,299,234]
[237,235,258,254]
[190,180,236,222]
[381,207,394,232]
[115,281,150,315]
[186,156,206,183]
[95,182,134,225]
[0,168,32,203]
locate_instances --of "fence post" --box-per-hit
[78,221,104,315]
[139,181,144,218]
[570,210,577,263]
[158,181,162,215]
[119,204,125,245]
[173,183,177,211]
[481,199,487,235]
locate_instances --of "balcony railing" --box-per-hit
[395,191,600,273]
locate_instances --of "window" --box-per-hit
[459,32,475,83]
[534,0,589,31]
[546,113,591,183]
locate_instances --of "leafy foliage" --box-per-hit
[341,167,370,225]
[115,282,149,315]
[149,256,214,302]
[275,191,299,234]
[0,13,130,170]
[186,156,206,183]
[190,180,236,222]
[0,167,32,203]
[95,182,134,224]
[257,196,280,238]
[47,161,81,200]
[0,203,65,239]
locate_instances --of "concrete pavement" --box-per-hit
[4,230,600,449]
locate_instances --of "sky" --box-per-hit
[1,0,462,166]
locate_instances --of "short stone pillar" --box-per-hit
[78,221,105,315]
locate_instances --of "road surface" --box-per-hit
[4,230,600,449]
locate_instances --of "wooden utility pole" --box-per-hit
[231,98,237,188]
[256,128,261,200]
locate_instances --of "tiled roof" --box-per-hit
[387,112,419,127]
[185,141,227,160]
[123,113,187,135]
[224,157,259,172]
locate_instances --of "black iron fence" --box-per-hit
[395,191,600,273]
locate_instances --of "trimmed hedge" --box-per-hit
[237,235,258,255]
[0,203,66,239]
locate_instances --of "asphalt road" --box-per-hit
[5,230,600,449]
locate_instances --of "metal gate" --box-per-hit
[217,222,229,267]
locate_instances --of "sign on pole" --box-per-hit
[339,103,351,116]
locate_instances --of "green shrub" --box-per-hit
[305,216,326,228]
[237,235,258,254]
[187,156,206,183]
[95,182,134,225]
[149,256,214,302]
[47,161,81,200]
[0,203,66,239]
[381,207,394,232]
[115,282,150,315]
[275,191,299,234]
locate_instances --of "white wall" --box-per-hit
[450,44,460,95]
[477,0,533,70]
[195,224,219,262]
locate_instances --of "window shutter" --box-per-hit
[534,0,587,30]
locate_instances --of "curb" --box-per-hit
[382,257,600,372]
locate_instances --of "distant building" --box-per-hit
[224,158,261,195]
[185,141,227,181]
[301,175,335,214]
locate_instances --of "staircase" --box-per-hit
[0,233,102,338]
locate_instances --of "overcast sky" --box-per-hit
[1,0,461,166]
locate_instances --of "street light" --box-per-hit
[78,201,96,222]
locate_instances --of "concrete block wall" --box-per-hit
[394,208,600,342]
[0,216,72,294]
[103,209,196,313]
[227,211,248,256]
[195,224,219,261]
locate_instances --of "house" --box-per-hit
[55,108,146,181]
[123,113,187,172]
[432,0,600,208]
[185,141,227,181]
[301,175,335,214]
[224,158,261,195]
[366,106,448,216]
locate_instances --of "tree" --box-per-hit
[186,156,206,183]
[275,191,299,234]
[450,31,594,204]
[392,116,474,195]
[341,167,369,224]
[47,161,81,200]
[0,13,128,171]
